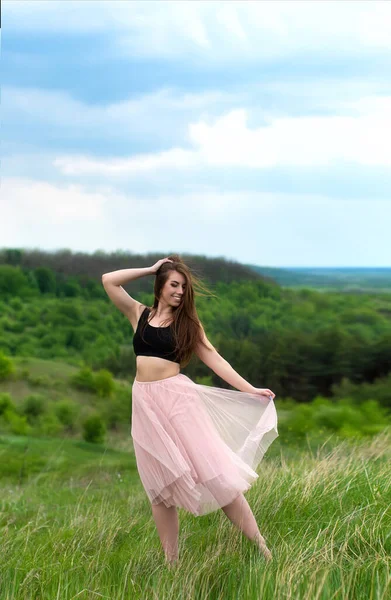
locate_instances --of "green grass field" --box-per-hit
[1,430,390,600]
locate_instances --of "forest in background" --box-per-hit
[0,248,390,403]
[0,247,390,466]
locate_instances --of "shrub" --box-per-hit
[82,414,106,444]
[65,328,85,350]
[54,399,79,432]
[34,267,56,294]
[0,352,15,381]
[102,387,132,430]
[63,279,81,297]
[71,366,96,392]
[338,423,361,438]
[0,265,30,297]
[27,374,52,388]
[57,302,83,322]
[22,394,47,423]
[332,374,391,408]
[9,297,23,311]
[281,403,315,438]
[2,316,25,334]
[37,411,63,437]
[280,396,390,441]
[314,400,364,432]
[5,411,31,436]
[359,399,389,425]
[0,393,16,416]
[70,366,115,398]
[94,369,115,398]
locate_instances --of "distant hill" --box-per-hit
[246,265,391,292]
[0,248,277,290]
[2,248,389,293]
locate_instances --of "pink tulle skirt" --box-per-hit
[131,373,278,516]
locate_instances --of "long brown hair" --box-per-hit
[139,254,216,367]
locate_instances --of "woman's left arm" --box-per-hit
[194,326,275,399]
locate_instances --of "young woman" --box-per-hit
[102,254,278,566]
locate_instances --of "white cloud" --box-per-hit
[216,4,247,42]
[4,1,391,266]
[53,96,391,176]
[3,85,241,145]
[1,176,390,266]
[0,177,128,252]
[5,1,391,62]
[4,78,390,156]
[1,177,111,223]
[0,176,270,255]
[54,148,194,176]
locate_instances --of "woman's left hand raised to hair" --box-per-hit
[250,387,276,401]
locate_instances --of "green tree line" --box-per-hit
[1,263,390,403]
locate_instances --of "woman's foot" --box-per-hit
[165,554,178,570]
[254,532,272,562]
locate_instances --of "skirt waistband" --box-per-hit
[134,373,183,385]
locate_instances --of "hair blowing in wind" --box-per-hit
[139,254,216,367]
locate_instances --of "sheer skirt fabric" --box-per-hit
[131,373,278,516]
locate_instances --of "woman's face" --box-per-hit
[160,270,187,307]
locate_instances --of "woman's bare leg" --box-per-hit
[221,493,272,561]
[151,502,179,565]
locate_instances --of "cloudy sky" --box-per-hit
[2,1,391,267]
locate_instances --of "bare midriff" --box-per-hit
[135,356,180,382]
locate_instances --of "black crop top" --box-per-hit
[133,307,181,364]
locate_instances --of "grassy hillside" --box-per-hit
[1,250,390,599]
[2,356,130,404]
[0,356,137,445]
[1,431,389,599]
[2,355,390,444]
[2,277,391,402]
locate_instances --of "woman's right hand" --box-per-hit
[150,257,173,274]
[249,387,276,401]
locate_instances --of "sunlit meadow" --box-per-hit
[1,429,390,600]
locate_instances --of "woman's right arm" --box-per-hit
[101,258,173,324]
[101,267,154,324]
[102,266,154,287]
